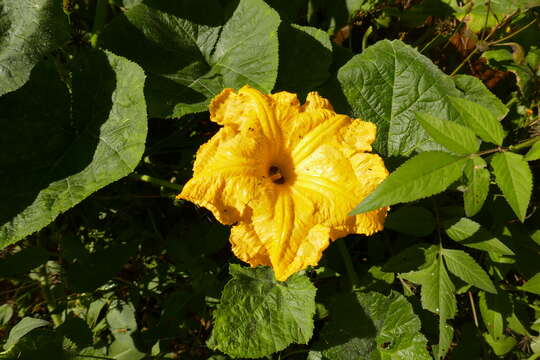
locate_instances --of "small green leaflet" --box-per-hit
[491,152,532,222]
[449,96,506,146]
[316,291,431,360]
[351,152,467,214]
[519,273,540,295]
[444,217,514,256]
[463,156,490,217]
[524,140,540,161]
[416,112,480,154]
[434,321,453,360]
[207,265,316,358]
[453,75,508,120]
[442,249,496,293]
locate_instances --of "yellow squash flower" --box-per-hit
[178,86,389,281]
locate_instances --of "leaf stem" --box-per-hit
[336,238,360,288]
[490,18,538,46]
[467,291,479,327]
[90,0,108,47]
[129,173,183,192]
[508,136,540,151]
[450,48,478,76]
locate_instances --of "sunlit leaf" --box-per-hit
[207,265,316,358]
[442,249,496,293]
[416,112,479,154]
[351,152,467,214]
[491,152,532,222]
[463,156,490,217]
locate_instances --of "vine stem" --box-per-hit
[90,0,108,47]
[508,136,540,151]
[337,239,360,288]
[129,173,183,192]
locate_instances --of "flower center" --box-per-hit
[268,165,285,184]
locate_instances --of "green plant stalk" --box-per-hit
[39,264,62,328]
[90,0,108,47]
[508,136,540,151]
[129,173,183,191]
[336,239,360,288]
[450,47,478,76]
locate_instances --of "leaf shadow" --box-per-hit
[314,292,378,357]
[0,50,115,236]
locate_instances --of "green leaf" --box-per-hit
[384,206,436,236]
[351,152,467,214]
[483,333,517,356]
[102,0,280,118]
[453,75,508,120]
[519,273,540,295]
[444,217,514,256]
[416,112,480,154]
[442,249,496,293]
[433,321,453,360]
[274,24,332,94]
[0,304,14,326]
[207,265,316,358]
[3,317,49,350]
[0,0,70,95]
[524,140,540,161]
[106,301,138,340]
[338,39,467,156]
[478,291,512,338]
[0,49,147,249]
[86,299,107,330]
[401,249,456,321]
[491,152,533,222]
[318,291,431,360]
[463,156,490,217]
[448,96,506,146]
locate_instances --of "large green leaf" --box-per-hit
[317,291,431,360]
[351,152,467,214]
[207,265,316,358]
[0,0,70,95]
[463,156,490,217]
[101,0,280,118]
[416,112,480,154]
[3,317,50,350]
[491,152,532,222]
[444,217,514,256]
[0,49,147,248]
[442,249,496,293]
[449,96,506,146]
[338,39,467,156]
